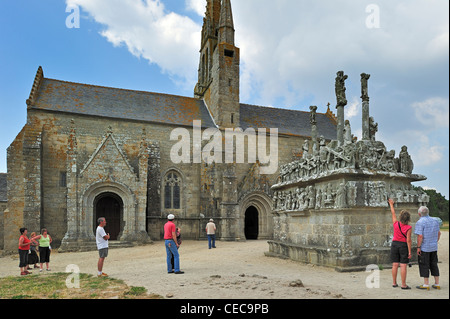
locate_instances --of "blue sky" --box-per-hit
[0,0,448,198]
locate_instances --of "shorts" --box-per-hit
[390,241,409,264]
[418,251,440,278]
[98,248,109,258]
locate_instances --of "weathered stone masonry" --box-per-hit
[1,0,338,253]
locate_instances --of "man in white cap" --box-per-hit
[164,214,183,274]
[206,219,217,249]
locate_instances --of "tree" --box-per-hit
[423,188,449,222]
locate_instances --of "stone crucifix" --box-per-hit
[335,71,348,145]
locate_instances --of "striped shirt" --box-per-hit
[414,216,440,252]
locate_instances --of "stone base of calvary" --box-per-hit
[266,72,428,272]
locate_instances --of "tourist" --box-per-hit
[415,206,441,290]
[171,227,182,272]
[164,214,183,274]
[206,219,217,249]
[33,228,52,272]
[388,199,412,290]
[18,228,32,275]
[28,232,40,270]
[96,217,110,277]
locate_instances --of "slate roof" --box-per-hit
[30,78,337,139]
[0,173,7,202]
[32,79,216,128]
[240,104,337,140]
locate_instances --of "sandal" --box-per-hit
[392,284,399,288]
[401,286,411,290]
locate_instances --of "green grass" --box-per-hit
[0,273,163,299]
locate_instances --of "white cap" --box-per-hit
[167,214,175,220]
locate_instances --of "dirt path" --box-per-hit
[1,232,448,299]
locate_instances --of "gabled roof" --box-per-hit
[31,78,217,129]
[28,73,337,139]
[240,104,337,140]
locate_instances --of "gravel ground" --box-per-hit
[0,232,448,299]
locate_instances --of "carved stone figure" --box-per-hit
[315,189,322,209]
[369,117,378,141]
[361,73,371,102]
[335,71,348,107]
[309,105,317,125]
[302,140,310,159]
[307,186,316,209]
[346,182,357,207]
[335,182,347,208]
[399,145,414,174]
[344,120,352,144]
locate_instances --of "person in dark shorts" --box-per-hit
[415,206,441,290]
[388,199,412,290]
[96,217,110,277]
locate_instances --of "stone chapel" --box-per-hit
[1,0,338,253]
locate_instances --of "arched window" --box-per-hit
[164,172,181,210]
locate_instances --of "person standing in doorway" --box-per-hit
[164,214,183,274]
[96,217,110,277]
[415,206,441,290]
[206,219,217,249]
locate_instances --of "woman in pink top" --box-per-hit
[388,199,412,290]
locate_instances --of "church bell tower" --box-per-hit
[194,0,240,128]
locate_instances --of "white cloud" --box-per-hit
[411,97,449,129]
[232,0,449,108]
[391,131,445,167]
[67,0,201,86]
[345,97,360,120]
[185,0,205,17]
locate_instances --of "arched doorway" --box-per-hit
[245,206,259,240]
[240,192,273,240]
[94,192,123,240]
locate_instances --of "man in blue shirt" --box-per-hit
[414,206,441,290]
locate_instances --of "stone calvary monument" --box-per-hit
[267,71,429,272]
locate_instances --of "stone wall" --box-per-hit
[4,107,311,252]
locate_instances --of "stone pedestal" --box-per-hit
[269,138,428,271]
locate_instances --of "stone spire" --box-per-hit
[218,0,235,44]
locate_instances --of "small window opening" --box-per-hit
[224,49,234,57]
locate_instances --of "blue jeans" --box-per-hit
[207,234,216,249]
[165,240,180,273]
